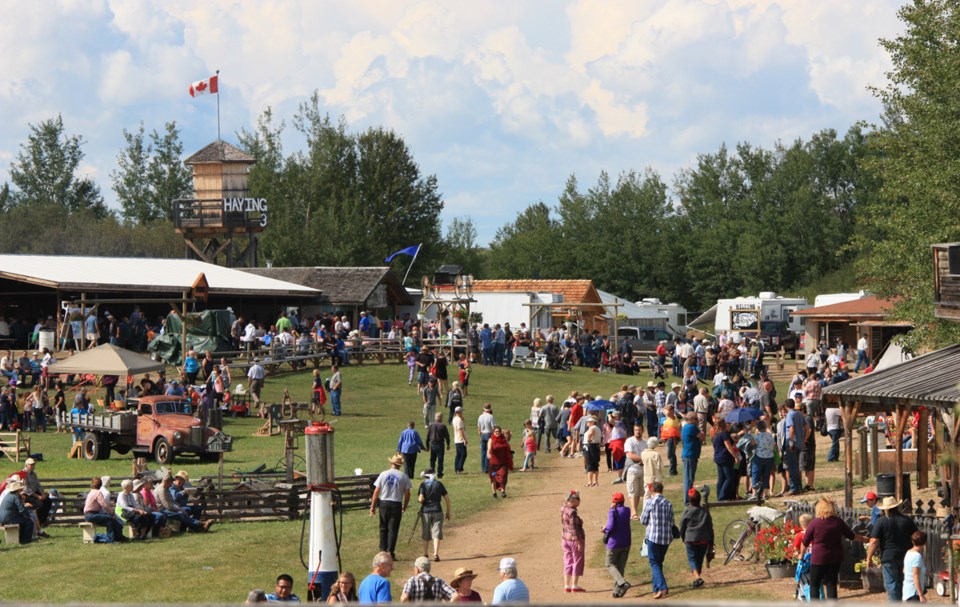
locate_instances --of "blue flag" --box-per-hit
[384,244,421,263]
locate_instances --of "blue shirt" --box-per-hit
[397,428,425,454]
[785,409,805,449]
[492,578,529,604]
[480,328,493,349]
[358,573,392,604]
[265,593,300,602]
[680,423,702,460]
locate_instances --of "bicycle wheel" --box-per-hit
[722,519,756,563]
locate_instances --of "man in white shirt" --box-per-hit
[452,407,468,474]
[247,359,265,409]
[622,425,645,517]
[855,333,870,373]
[477,404,496,473]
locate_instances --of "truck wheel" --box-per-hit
[97,437,111,460]
[81,433,102,461]
[154,437,174,465]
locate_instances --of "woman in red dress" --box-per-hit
[487,426,513,498]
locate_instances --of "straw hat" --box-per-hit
[450,568,479,589]
[877,496,903,511]
[6,479,23,492]
[388,453,404,467]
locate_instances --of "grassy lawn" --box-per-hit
[0,362,869,602]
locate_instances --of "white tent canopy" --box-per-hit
[47,343,164,376]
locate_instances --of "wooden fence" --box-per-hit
[43,472,376,526]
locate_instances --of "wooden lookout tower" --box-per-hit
[174,140,265,267]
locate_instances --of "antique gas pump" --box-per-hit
[305,421,338,601]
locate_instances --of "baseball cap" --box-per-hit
[612,492,625,503]
[499,557,517,572]
[860,491,879,503]
[24,457,36,466]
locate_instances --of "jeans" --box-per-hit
[454,443,467,472]
[480,433,491,472]
[682,458,698,504]
[783,448,802,494]
[809,562,841,600]
[716,462,736,500]
[685,542,708,573]
[146,511,167,536]
[606,547,630,587]
[750,457,772,494]
[882,560,904,603]
[331,389,342,416]
[505,348,513,366]
[646,409,659,439]
[665,438,677,474]
[646,540,669,592]
[855,349,869,372]
[482,347,494,366]
[84,512,124,542]
[378,500,403,556]
[672,355,681,377]
[429,443,445,477]
[827,429,841,462]
[160,509,202,532]
[494,342,504,365]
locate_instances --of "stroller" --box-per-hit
[794,552,824,602]
[649,357,666,380]
[549,347,574,371]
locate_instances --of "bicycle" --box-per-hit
[722,502,797,565]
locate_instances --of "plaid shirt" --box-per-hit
[401,573,455,602]
[640,492,674,546]
[654,390,666,415]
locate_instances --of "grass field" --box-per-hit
[0,362,868,602]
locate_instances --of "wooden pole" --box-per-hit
[842,400,860,508]
[918,407,929,489]
[894,403,909,507]
[181,291,188,366]
[80,292,86,351]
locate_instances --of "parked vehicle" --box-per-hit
[616,326,681,353]
[757,321,800,358]
[68,395,232,465]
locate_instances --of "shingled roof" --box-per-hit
[822,344,960,408]
[184,140,256,165]
[243,266,411,306]
[472,279,602,304]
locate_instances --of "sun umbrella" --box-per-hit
[725,407,762,425]
[585,399,616,413]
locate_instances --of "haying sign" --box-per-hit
[223,197,268,227]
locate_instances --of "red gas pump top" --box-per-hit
[305,421,334,435]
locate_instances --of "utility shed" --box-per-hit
[822,344,960,509]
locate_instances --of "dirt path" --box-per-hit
[424,453,647,602]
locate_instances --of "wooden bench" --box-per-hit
[79,520,140,543]
[2,524,20,545]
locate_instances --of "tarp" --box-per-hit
[47,343,164,376]
[873,341,912,372]
[148,309,234,364]
[688,303,718,330]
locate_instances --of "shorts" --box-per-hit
[86,332,98,341]
[804,399,822,418]
[421,511,444,540]
[800,446,816,471]
[626,466,643,498]
[417,371,429,385]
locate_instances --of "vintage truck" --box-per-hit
[68,395,233,465]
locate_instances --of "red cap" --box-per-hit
[860,491,878,502]
[612,492,625,503]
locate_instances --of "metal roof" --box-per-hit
[0,255,318,297]
[243,266,410,305]
[822,344,960,407]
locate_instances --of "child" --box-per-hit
[793,513,812,555]
[406,350,417,386]
[311,369,326,417]
[521,420,537,471]
[457,353,470,396]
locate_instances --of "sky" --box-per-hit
[0,0,906,245]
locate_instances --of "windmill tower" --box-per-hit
[173,140,265,267]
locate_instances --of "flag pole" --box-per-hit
[216,69,221,141]
[401,243,422,286]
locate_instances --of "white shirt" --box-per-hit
[452,416,466,444]
[623,436,644,471]
[477,411,496,434]
[247,363,265,380]
[242,323,257,342]
[825,408,843,431]
[857,337,868,351]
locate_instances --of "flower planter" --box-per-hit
[766,562,797,579]
[861,568,885,593]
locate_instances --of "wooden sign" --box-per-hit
[192,273,209,302]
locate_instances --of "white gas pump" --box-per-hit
[305,421,338,601]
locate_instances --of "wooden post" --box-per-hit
[858,425,868,481]
[80,293,86,351]
[181,291,188,365]
[918,407,929,489]
[842,400,861,508]
[870,423,880,478]
[894,403,910,506]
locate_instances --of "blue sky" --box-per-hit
[0,0,905,244]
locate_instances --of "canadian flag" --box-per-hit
[188,74,219,97]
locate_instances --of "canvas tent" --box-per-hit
[47,343,164,376]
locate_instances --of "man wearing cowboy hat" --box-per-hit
[865,495,918,602]
[449,567,481,602]
[172,470,201,520]
[370,453,412,561]
[21,457,52,532]
[0,478,33,543]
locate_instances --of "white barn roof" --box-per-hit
[0,255,317,297]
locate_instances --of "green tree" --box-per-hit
[112,121,191,223]
[442,216,485,277]
[7,115,106,217]
[854,0,960,349]
[487,202,565,279]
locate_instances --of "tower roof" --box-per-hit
[184,140,256,165]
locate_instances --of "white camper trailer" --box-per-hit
[715,292,809,337]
